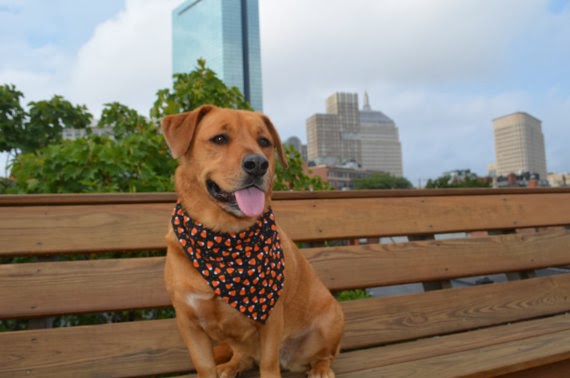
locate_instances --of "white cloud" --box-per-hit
[68,0,181,117]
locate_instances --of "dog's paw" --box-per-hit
[216,363,238,378]
[307,362,335,378]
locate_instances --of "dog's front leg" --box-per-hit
[175,313,217,378]
[258,307,284,378]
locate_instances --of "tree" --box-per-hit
[352,172,413,189]
[98,102,150,139]
[0,84,26,154]
[23,95,92,154]
[1,87,93,156]
[273,145,330,191]
[8,102,175,194]
[425,173,491,189]
[151,58,252,119]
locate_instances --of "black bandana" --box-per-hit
[171,201,285,324]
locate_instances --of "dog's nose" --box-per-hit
[242,154,269,177]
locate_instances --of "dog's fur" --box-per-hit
[162,105,344,378]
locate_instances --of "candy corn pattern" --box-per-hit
[172,201,285,323]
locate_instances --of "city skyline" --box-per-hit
[1,0,569,186]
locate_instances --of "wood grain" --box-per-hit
[337,329,570,377]
[0,319,193,378]
[3,230,570,318]
[306,230,570,290]
[2,310,569,378]
[0,257,170,318]
[2,192,570,256]
[341,274,570,349]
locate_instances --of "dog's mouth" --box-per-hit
[207,180,266,218]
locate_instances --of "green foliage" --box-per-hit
[336,289,372,301]
[98,102,150,139]
[151,58,252,119]
[8,112,175,194]
[0,86,92,155]
[24,95,93,154]
[425,175,491,188]
[352,172,413,190]
[273,145,331,191]
[0,84,27,154]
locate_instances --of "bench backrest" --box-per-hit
[1,188,570,377]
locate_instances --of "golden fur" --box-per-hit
[162,105,344,378]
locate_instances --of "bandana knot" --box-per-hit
[172,201,285,324]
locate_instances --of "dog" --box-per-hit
[161,105,344,378]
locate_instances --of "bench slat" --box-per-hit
[274,193,570,242]
[307,229,570,290]
[3,273,569,360]
[3,230,570,319]
[0,319,193,378]
[2,192,570,256]
[342,274,570,349]
[2,309,569,378]
[0,257,169,319]
[337,328,570,378]
[325,314,570,377]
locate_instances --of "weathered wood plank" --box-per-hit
[328,314,570,377]
[3,231,570,319]
[0,257,170,319]
[5,269,569,349]
[308,229,570,290]
[0,203,172,256]
[3,192,570,256]
[0,319,193,378]
[3,311,569,378]
[339,329,570,378]
[273,193,570,243]
[2,188,570,206]
[341,274,570,349]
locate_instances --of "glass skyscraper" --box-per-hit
[172,0,263,110]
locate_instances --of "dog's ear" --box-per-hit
[161,105,214,159]
[261,114,288,169]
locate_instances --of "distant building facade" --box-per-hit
[491,112,547,180]
[547,173,570,187]
[172,0,263,110]
[62,121,113,140]
[309,164,384,190]
[306,92,403,176]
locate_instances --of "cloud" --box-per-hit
[68,0,181,117]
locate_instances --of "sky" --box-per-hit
[1,0,569,186]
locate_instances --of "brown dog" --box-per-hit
[162,105,344,378]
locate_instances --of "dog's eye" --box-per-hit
[211,134,229,145]
[258,137,272,148]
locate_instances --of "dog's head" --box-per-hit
[162,105,287,228]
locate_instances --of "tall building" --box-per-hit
[492,112,547,179]
[172,0,263,110]
[306,92,403,176]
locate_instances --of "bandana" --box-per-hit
[171,201,285,324]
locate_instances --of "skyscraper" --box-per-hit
[306,92,403,176]
[172,0,263,110]
[492,112,547,179]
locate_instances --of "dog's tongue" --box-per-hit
[234,187,265,217]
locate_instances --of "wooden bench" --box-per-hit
[1,188,570,377]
